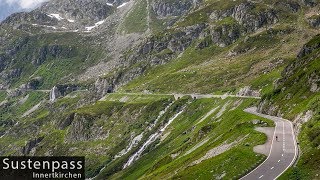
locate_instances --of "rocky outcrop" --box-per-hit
[151,0,201,18]
[32,45,76,66]
[308,72,320,92]
[257,99,281,116]
[301,0,318,7]
[210,2,278,33]
[21,137,44,155]
[307,15,320,28]
[137,24,207,56]
[50,84,81,101]
[211,23,241,47]
[1,11,57,28]
[237,86,261,97]
[40,0,115,22]
[65,113,109,142]
[293,110,313,134]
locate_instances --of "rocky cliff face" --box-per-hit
[2,0,320,179]
[258,33,320,115]
[151,0,201,18]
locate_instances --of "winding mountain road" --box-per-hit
[241,107,298,180]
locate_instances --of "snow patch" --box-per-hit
[85,20,105,31]
[67,19,75,23]
[117,2,128,9]
[107,3,113,6]
[47,13,64,21]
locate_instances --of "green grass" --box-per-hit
[0,92,7,102]
[102,98,274,179]
[102,93,173,103]
[262,34,320,179]
[120,0,148,34]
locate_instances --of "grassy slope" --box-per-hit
[260,35,320,179]
[103,97,274,179]
[1,0,320,179]
[120,23,313,94]
[0,30,105,89]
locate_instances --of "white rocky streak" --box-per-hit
[123,109,184,169]
[0,122,19,138]
[215,101,231,118]
[190,135,248,166]
[196,106,219,125]
[114,133,143,159]
[22,102,42,118]
[149,102,174,130]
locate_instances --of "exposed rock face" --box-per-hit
[94,77,115,97]
[293,110,313,134]
[32,45,76,66]
[210,2,278,34]
[301,0,318,7]
[308,72,320,92]
[21,137,44,155]
[65,113,109,142]
[257,99,280,116]
[307,15,320,28]
[1,0,116,32]
[237,86,261,97]
[40,0,115,21]
[50,84,80,101]
[151,0,201,18]
[1,11,57,28]
[137,24,207,56]
[297,35,320,58]
[211,23,241,47]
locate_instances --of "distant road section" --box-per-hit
[106,92,261,100]
[241,107,298,180]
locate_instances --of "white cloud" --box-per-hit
[5,0,49,9]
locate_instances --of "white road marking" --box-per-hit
[275,121,298,179]
[259,175,264,179]
[240,121,278,180]
[240,108,298,180]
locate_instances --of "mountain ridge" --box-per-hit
[0,0,320,179]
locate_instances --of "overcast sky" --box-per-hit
[0,0,49,21]
[3,0,48,9]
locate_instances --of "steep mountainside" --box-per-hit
[1,0,320,179]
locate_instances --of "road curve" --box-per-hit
[241,107,298,180]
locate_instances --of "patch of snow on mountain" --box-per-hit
[117,2,128,9]
[85,20,105,31]
[47,13,64,20]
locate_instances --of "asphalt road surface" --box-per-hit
[241,107,298,180]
